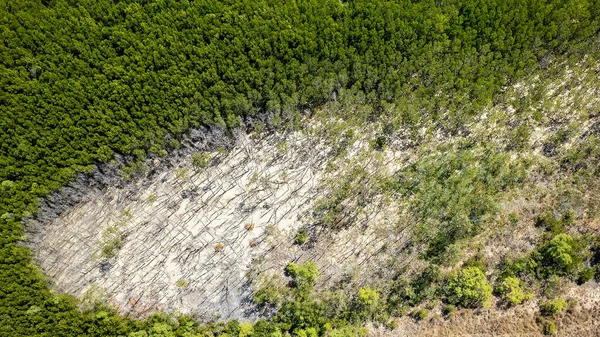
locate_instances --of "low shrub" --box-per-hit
[445,267,492,309]
[295,231,308,245]
[577,267,595,285]
[286,261,319,291]
[537,233,581,277]
[357,287,380,308]
[495,276,531,306]
[442,304,456,317]
[543,321,557,335]
[540,298,568,316]
[412,308,428,321]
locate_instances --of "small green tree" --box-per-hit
[538,234,580,276]
[356,287,379,318]
[445,267,492,309]
[286,261,319,291]
[495,276,531,306]
[357,287,379,308]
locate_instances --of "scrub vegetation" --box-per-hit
[1,0,600,336]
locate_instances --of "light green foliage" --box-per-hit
[496,276,531,306]
[146,194,158,203]
[169,139,181,150]
[540,298,568,316]
[356,287,380,318]
[276,141,288,154]
[357,287,379,308]
[286,261,319,290]
[175,279,188,288]
[543,321,557,335]
[445,267,493,309]
[325,326,367,337]
[1,180,15,189]
[128,322,178,337]
[294,327,318,337]
[174,168,189,180]
[192,153,211,170]
[238,323,254,337]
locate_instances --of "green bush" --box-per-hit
[495,276,530,306]
[577,267,595,285]
[540,298,568,316]
[253,277,287,307]
[442,304,456,317]
[101,237,123,258]
[388,265,442,309]
[357,287,380,308]
[445,267,493,309]
[537,234,581,277]
[543,321,557,335]
[535,212,565,235]
[286,261,319,291]
[413,308,428,321]
[356,287,380,318]
[295,231,308,245]
[437,244,464,267]
[192,153,211,170]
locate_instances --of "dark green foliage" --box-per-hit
[535,212,566,235]
[577,267,595,285]
[502,233,588,282]
[534,210,575,237]
[537,233,583,277]
[442,304,456,317]
[412,308,428,321]
[295,231,308,245]
[387,265,442,310]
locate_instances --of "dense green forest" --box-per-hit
[1,0,600,336]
